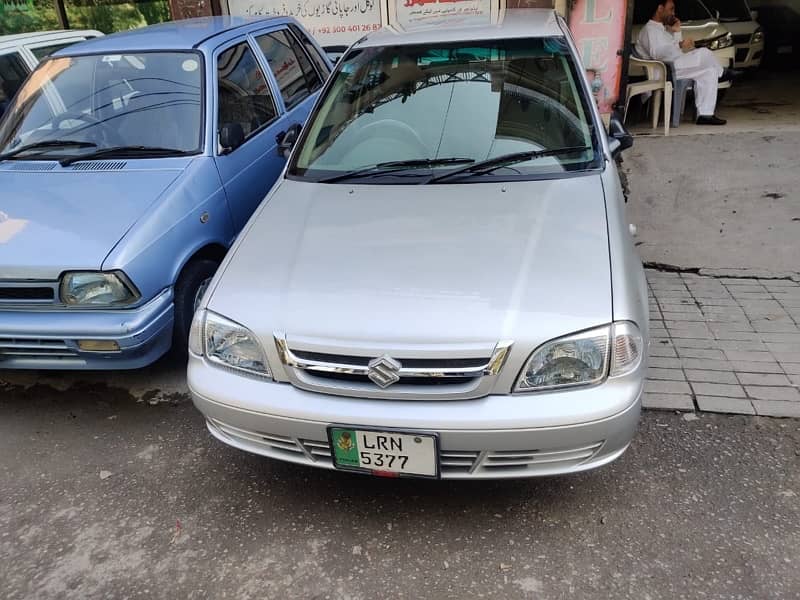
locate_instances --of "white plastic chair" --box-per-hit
[623,56,673,136]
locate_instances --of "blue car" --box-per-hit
[0,16,331,369]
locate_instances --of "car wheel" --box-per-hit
[172,258,219,356]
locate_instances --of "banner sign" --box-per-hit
[388,0,498,31]
[226,0,384,46]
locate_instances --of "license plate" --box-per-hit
[328,427,439,478]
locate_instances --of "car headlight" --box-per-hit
[710,32,733,50]
[514,322,643,393]
[752,29,764,44]
[189,309,271,378]
[59,271,139,306]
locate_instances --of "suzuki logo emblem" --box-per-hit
[367,355,402,388]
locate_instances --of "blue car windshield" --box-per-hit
[289,37,601,182]
[0,51,203,158]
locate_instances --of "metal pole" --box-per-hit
[615,0,636,112]
[54,0,70,29]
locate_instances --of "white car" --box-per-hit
[704,0,764,68]
[0,30,102,115]
[187,10,649,480]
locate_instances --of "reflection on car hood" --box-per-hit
[0,164,184,279]
[209,176,613,349]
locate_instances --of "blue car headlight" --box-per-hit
[59,271,139,306]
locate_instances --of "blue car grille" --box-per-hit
[0,337,77,359]
[0,282,59,305]
[0,287,54,301]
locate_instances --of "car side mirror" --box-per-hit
[750,9,758,20]
[715,9,720,20]
[608,114,633,158]
[276,123,302,159]
[219,123,245,154]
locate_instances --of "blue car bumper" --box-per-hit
[0,289,174,370]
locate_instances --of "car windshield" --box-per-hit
[703,0,752,22]
[289,37,601,183]
[0,51,203,159]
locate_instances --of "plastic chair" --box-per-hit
[670,77,694,128]
[624,56,672,136]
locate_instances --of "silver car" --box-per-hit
[188,9,649,480]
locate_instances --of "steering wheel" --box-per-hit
[50,111,124,146]
[355,119,429,155]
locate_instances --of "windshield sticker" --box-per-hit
[182,59,199,72]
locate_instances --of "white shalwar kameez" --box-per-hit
[636,19,724,116]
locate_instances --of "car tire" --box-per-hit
[172,258,219,357]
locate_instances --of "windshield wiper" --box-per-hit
[0,140,97,161]
[315,157,476,183]
[59,145,195,166]
[425,146,592,184]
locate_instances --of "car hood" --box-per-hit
[209,176,613,350]
[632,21,728,42]
[0,164,184,279]
[682,21,729,41]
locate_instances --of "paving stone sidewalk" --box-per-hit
[645,269,800,417]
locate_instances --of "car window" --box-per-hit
[0,52,203,157]
[217,41,278,150]
[29,42,81,61]
[290,37,600,182]
[255,29,323,109]
[0,52,30,108]
[289,24,331,78]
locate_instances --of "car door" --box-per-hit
[213,36,287,233]
[251,25,329,151]
[0,50,32,116]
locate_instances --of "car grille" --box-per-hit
[0,337,77,359]
[0,287,54,301]
[274,334,513,400]
[0,281,59,305]
[732,34,751,45]
[207,419,604,479]
[208,419,334,465]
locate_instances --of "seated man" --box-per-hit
[636,0,727,125]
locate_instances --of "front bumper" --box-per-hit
[0,289,174,370]
[734,42,765,69]
[188,357,643,479]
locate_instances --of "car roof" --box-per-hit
[0,30,100,49]
[356,9,563,48]
[51,16,287,55]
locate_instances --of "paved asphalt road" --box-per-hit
[1,373,798,600]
